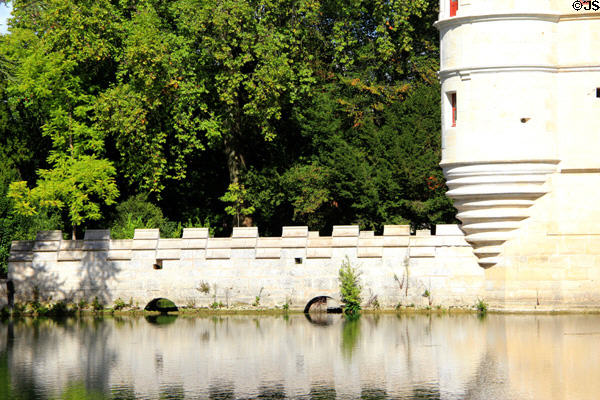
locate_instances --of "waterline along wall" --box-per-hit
[7,226,483,310]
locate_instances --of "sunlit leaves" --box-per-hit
[9,156,118,229]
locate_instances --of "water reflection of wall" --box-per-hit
[1,315,599,399]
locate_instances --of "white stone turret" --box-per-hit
[437,1,600,308]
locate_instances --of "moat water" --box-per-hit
[0,313,598,399]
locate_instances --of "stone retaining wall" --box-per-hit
[8,225,484,310]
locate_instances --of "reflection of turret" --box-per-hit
[436,1,600,307]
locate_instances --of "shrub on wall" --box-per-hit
[339,257,362,316]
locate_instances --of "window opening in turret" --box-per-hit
[449,92,457,127]
[596,88,600,98]
[450,0,458,17]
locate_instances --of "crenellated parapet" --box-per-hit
[9,225,472,264]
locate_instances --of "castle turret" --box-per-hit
[437,1,600,308]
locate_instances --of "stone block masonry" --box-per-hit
[7,225,484,310]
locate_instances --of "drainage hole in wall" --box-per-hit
[295,257,303,264]
[153,259,163,270]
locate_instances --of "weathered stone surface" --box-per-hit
[57,250,85,261]
[156,249,180,260]
[409,247,435,258]
[207,238,232,249]
[306,247,332,259]
[206,248,231,259]
[10,241,35,252]
[182,239,207,249]
[332,225,359,237]
[436,225,464,236]
[256,248,280,259]
[257,238,281,248]
[82,240,109,251]
[282,237,307,248]
[107,250,132,261]
[383,225,410,236]
[84,229,110,240]
[232,227,259,238]
[231,238,257,249]
[134,229,160,240]
[132,240,158,250]
[332,236,358,248]
[357,247,383,258]
[36,231,62,241]
[307,237,332,248]
[60,241,84,250]
[282,226,308,237]
[8,252,33,262]
[182,228,209,239]
[33,240,61,252]
[383,236,410,247]
[358,237,384,248]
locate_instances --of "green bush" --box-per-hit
[113,298,127,311]
[476,298,488,314]
[48,301,70,316]
[91,296,104,312]
[339,257,362,316]
[110,194,181,239]
[198,281,210,294]
[210,301,224,309]
[77,299,88,311]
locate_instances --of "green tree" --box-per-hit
[339,257,362,316]
[220,182,255,227]
[4,2,120,239]
[0,166,61,276]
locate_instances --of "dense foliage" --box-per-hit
[0,0,455,274]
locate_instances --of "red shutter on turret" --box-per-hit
[451,93,457,127]
[450,0,458,17]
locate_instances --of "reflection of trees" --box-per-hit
[0,321,13,400]
[310,384,336,400]
[2,317,118,399]
[159,384,185,399]
[58,381,105,400]
[110,385,137,400]
[361,387,387,399]
[412,386,441,399]
[257,383,285,399]
[341,316,361,359]
[208,381,235,400]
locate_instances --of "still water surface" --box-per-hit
[0,313,598,399]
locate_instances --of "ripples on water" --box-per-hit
[0,313,599,399]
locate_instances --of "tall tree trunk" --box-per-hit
[224,139,243,184]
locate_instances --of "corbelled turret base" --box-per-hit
[482,171,600,310]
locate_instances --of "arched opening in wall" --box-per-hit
[144,298,178,313]
[303,296,342,314]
